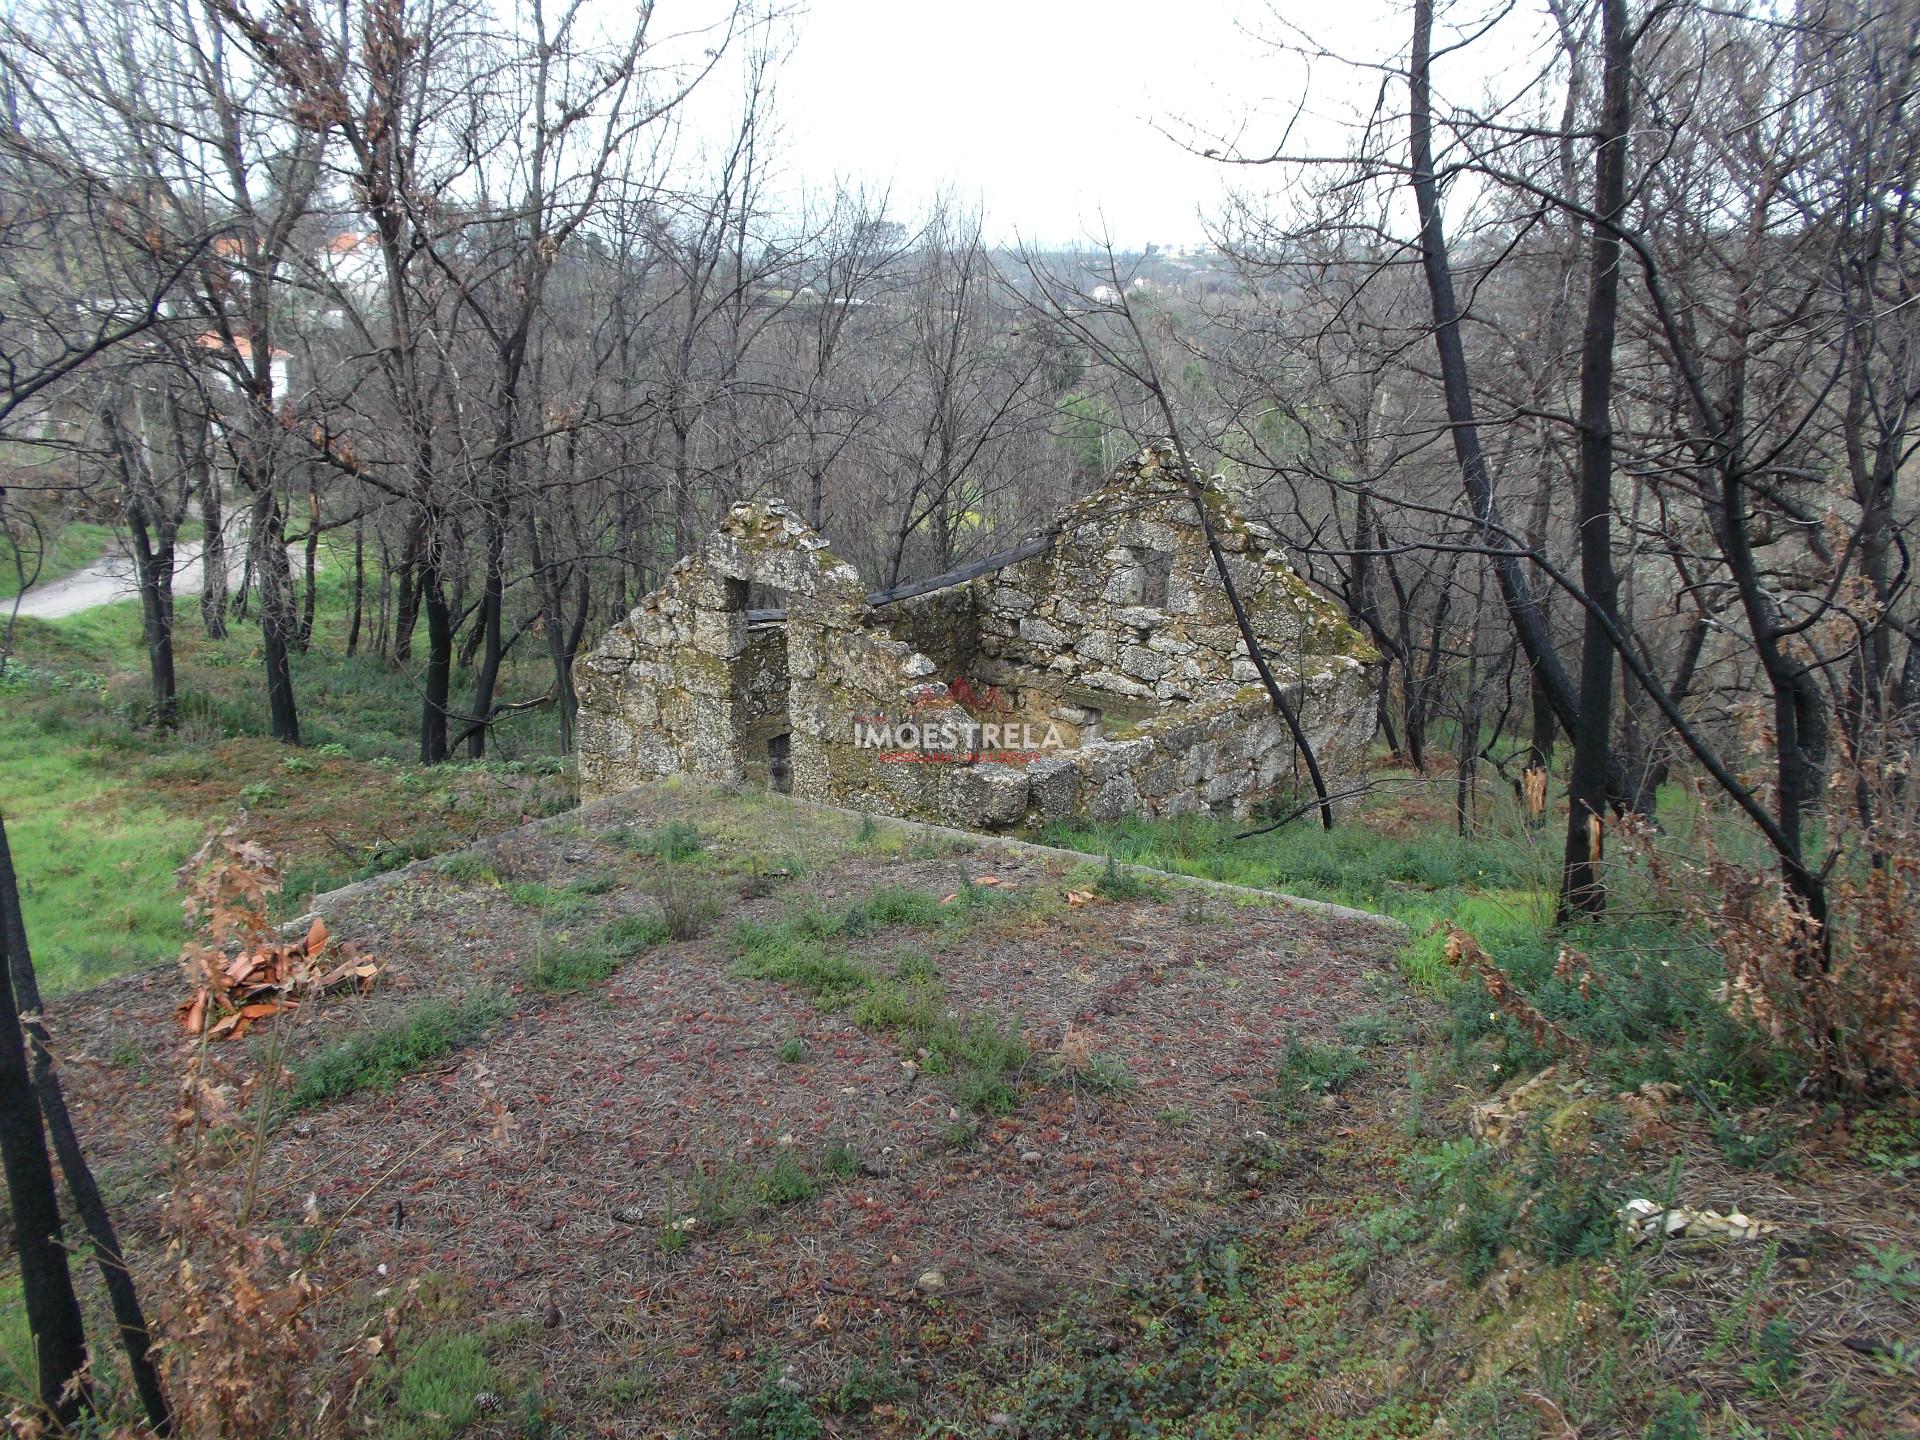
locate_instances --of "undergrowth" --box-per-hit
[730,884,1029,1112]
[0,550,573,992]
[288,991,510,1108]
[1000,1227,1431,1439]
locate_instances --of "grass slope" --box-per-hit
[0,551,573,993]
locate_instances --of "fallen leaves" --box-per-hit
[1467,1065,1565,1146]
[1521,1389,1579,1439]
[177,825,382,1039]
[945,876,1015,905]
[178,917,380,1040]
[1054,1024,1095,1074]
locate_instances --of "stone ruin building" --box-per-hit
[574,447,1377,831]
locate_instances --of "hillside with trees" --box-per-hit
[0,0,1917,1435]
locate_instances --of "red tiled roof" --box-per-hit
[195,332,291,361]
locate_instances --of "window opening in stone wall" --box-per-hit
[1122,547,1174,607]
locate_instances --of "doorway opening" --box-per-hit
[726,578,793,792]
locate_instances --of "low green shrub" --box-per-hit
[728,1366,821,1440]
[604,913,669,955]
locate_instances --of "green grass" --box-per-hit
[0,1275,32,1412]
[733,924,874,1008]
[4,541,566,760]
[0,687,204,992]
[1046,790,1791,1099]
[997,1227,1429,1440]
[527,940,619,995]
[730,1364,824,1440]
[608,819,702,861]
[860,884,954,927]
[759,1149,817,1205]
[0,544,574,993]
[0,1267,148,1424]
[1042,801,1548,923]
[604,912,669,954]
[374,1329,496,1440]
[438,852,499,884]
[1436,907,1794,1096]
[288,991,510,1108]
[503,880,596,920]
[731,891,1030,1113]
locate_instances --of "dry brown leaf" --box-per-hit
[1521,1390,1578,1439]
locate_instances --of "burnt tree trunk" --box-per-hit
[129,518,177,728]
[347,508,365,658]
[0,825,90,1427]
[420,558,453,765]
[393,517,424,666]
[296,479,320,653]
[1408,0,1582,739]
[192,413,226,641]
[251,487,302,746]
[466,498,507,761]
[0,820,171,1432]
[101,393,180,726]
[1456,644,1483,837]
[1559,0,1630,921]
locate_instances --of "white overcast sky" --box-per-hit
[768,0,1272,247]
[619,0,1556,247]
[742,0,1537,248]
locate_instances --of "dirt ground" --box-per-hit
[41,782,1413,1436]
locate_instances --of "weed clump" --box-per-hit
[1276,1034,1367,1100]
[647,868,723,940]
[603,912,668,955]
[728,1367,821,1440]
[611,820,702,862]
[289,991,509,1108]
[759,1150,816,1206]
[437,852,499,885]
[1093,853,1158,902]
[1406,1129,1619,1283]
[730,899,1030,1112]
[527,942,619,995]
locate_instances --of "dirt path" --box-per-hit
[7,525,252,620]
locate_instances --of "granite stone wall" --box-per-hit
[575,449,1378,830]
